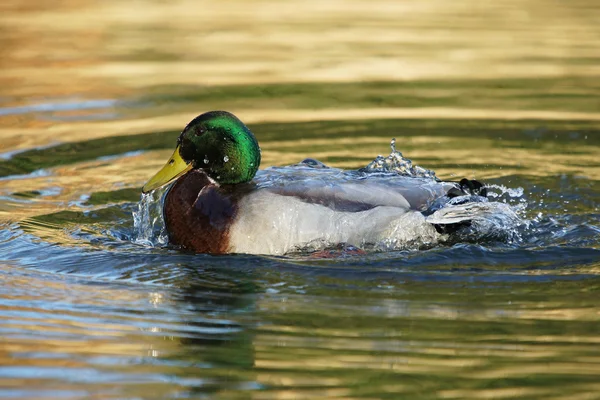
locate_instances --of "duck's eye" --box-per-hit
[195,128,206,136]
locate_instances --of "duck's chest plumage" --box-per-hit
[164,168,455,255]
[164,170,240,254]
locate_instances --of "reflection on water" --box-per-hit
[1,0,600,398]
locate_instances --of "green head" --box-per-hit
[142,111,261,193]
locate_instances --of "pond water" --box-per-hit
[1,0,599,398]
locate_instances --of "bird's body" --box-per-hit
[228,183,442,255]
[142,111,493,255]
[162,162,478,255]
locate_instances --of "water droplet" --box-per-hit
[250,163,254,167]
[390,138,396,153]
[231,167,235,170]
[203,158,209,164]
[223,156,229,163]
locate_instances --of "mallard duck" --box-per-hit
[142,111,490,255]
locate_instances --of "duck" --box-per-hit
[142,110,490,255]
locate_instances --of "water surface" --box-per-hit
[1,0,599,398]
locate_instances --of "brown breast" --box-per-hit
[163,170,238,254]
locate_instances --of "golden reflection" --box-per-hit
[148,292,165,307]
[1,0,599,156]
[254,350,485,370]
[2,0,599,96]
[252,388,352,399]
[438,387,555,399]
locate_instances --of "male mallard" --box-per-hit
[142,111,489,255]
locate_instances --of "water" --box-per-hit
[132,189,168,247]
[361,138,439,180]
[1,0,600,398]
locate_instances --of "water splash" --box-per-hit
[132,188,168,247]
[486,184,525,199]
[427,202,526,245]
[484,183,530,220]
[361,138,438,180]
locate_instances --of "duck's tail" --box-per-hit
[424,179,489,234]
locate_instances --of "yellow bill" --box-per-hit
[142,145,193,193]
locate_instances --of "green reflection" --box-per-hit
[144,76,600,114]
[0,117,597,178]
